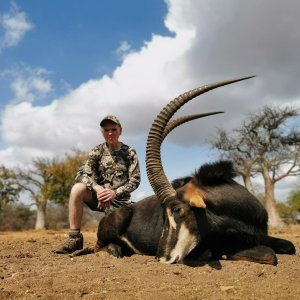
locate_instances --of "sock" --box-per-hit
[69,229,81,235]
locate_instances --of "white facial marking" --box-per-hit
[168,223,198,264]
[159,208,199,264]
[167,207,177,229]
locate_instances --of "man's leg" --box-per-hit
[69,183,94,229]
[54,183,94,254]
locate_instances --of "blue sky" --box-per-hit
[0,0,169,106]
[0,0,299,202]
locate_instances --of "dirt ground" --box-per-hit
[0,225,299,300]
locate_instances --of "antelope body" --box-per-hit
[96,77,296,265]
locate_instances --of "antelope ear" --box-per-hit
[182,181,206,208]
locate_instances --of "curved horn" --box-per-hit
[162,111,223,139]
[146,76,255,202]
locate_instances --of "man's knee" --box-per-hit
[70,183,92,202]
[71,182,86,194]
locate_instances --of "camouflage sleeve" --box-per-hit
[75,147,101,191]
[114,148,141,198]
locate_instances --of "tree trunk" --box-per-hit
[35,199,47,230]
[242,174,255,195]
[262,168,283,228]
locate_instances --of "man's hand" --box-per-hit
[96,188,116,211]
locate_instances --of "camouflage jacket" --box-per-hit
[75,142,140,207]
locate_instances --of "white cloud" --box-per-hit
[0,0,300,199]
[0,146,53,169]
[1,19,196,158]
[115,41,132,59]
[10,76,52,103]
[1,65,53,103]
[0,1,33,52]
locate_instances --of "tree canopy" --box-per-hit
[44,150,87,205]
[0,165,22,212]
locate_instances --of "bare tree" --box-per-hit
[16,150,86,230]
[213,129,258,194]
[212,105,300,228]
[17,158,54,230]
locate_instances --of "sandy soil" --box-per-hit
[0,225,299,300]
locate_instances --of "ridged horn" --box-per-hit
[146,76,255,202]
[162,112,223,139]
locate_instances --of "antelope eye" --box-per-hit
[172,206,182,214]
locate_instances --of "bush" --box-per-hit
[0,203,35,231]
[0,201,103,231]
[46,203,102,230]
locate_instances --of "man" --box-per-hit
[55,115,141,254]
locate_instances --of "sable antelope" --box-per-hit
[95,76,295,265]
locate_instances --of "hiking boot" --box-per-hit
[54,232,83,254]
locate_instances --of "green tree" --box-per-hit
[45,149,87,206]
[287,189,300,216]
[277,189,300,223]
[0,165,22,212]
[212,105,300,228]
[276,202,294,221]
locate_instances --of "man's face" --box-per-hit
[101,122,122,147]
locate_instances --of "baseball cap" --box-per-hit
[100,115,121,127]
